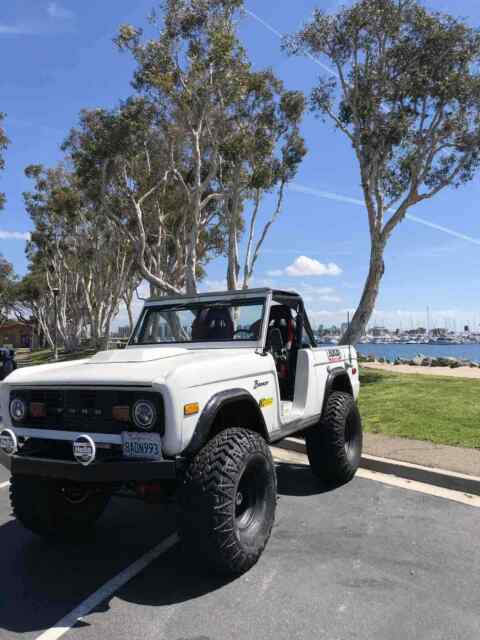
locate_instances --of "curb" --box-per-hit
[277,437,480,497]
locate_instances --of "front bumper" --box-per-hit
[0,426,178,483]
[3,453,177,482]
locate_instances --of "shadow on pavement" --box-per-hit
[0,498,236,635]
[114,542,236,610]
[0,460,333,635]
[275,462,337,497]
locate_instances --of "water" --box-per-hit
[356,343,480,362]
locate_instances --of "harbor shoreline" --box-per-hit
[362,361,480,379]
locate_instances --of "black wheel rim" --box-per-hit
[234,455,269,538]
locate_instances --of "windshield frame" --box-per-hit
[128,293,270,349]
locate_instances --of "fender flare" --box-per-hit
[322,367,353,414]
[183,388,268,457]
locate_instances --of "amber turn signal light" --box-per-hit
[184,402,199,416]
[112,405,130,422]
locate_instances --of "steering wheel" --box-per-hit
[233,329,254,340]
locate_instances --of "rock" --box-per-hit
[431,357,455,367]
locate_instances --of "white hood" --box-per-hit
[3,346,260,388]
[89,346,189,364]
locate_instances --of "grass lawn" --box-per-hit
[359,367,480,449]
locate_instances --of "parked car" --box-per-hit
[0,347,16,381]
[0,288,362,574]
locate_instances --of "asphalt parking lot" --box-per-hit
[0,451,478,640]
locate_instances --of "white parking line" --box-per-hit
[0,481,9,490]
[35,532,179,640]
[271,447,480,508]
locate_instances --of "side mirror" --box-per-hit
[267,327,284,354]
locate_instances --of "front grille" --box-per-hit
[9,388,164,435]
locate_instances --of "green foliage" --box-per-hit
[359,368,480,449]
[0,113,9,210]
[0,253,16,322]
[286,0,480,206]
[69,0,306,294]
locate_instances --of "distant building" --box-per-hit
[405,327,427,336]
[0,321,36,349]
[371,326,389,337]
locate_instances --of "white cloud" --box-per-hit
[0,229,31,240]
[285,256,342,277]
[46,2,74,20]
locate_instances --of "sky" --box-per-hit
[1,0,480,331]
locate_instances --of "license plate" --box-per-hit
[122,432,162,460]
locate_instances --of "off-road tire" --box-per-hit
[178,428,277,575]
[305,391,362,486]
[10,474,111,539]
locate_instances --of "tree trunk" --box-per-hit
[185,219,198,295]
[227,216,239,291]
[340,239,385,345]
[124,295,134,332]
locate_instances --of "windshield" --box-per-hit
[131,298,266,345]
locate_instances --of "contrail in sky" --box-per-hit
[290,184,480,247]
[244,8,339,77]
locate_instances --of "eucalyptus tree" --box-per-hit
[219,73,306,289]
[0,112,8,211]
[0,254,16,324]
[63,99,217,298]
[286,0,480,343]
[0,115,12,320]
[114,0,306,293]
[114,0,250,294]
[12,271,55,349]
[23,164,136,350]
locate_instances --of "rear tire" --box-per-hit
[305,391,362,486]
[10,474,111,539]
[178,428,277,575]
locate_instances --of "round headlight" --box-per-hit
[10,398,27,422]
[133,400,156,430]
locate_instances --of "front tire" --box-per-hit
[305,391,362,486]
[10,474,111,539]
[179,428,277,575]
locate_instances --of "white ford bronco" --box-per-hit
[0,288,362,574]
